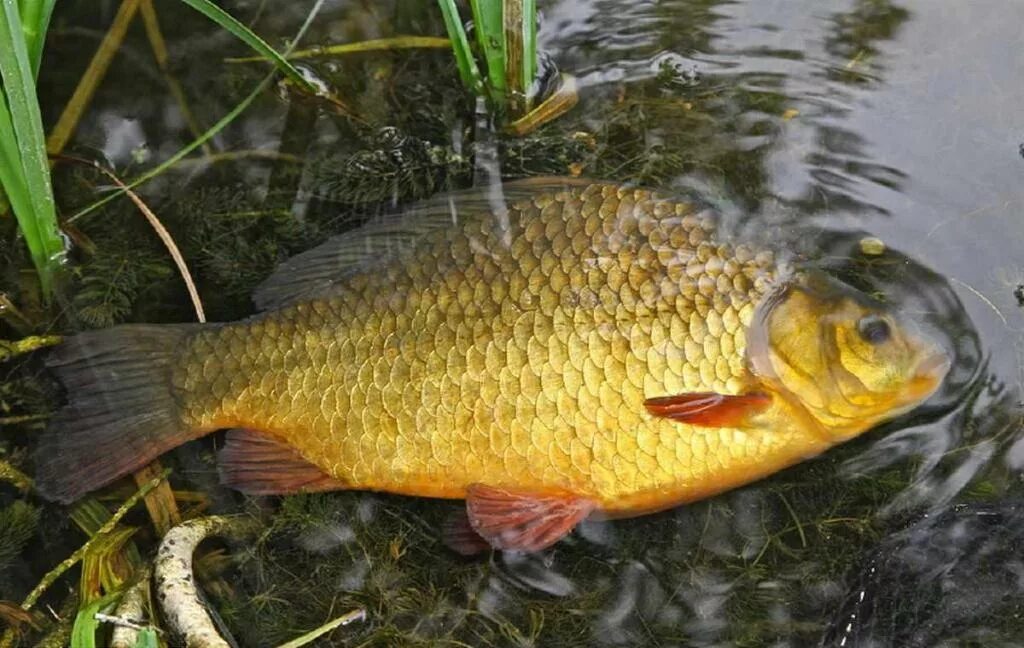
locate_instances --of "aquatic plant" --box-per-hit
[0,501,39,575]
[0,0,325,304]
[436,0,535,113]
[437,0,576,131]
[0,0,63,299]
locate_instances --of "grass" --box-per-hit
[1,0,329,302]
[3,0,552,303]
[177,0,316,95]
[437,0,538,117]
[16,0,55,77]
[0,0,64,299]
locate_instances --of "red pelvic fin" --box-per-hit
[465,484,595,552]
[643,391,771,427]
[218,429,347,495]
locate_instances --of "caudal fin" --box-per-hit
[35,324,202,504]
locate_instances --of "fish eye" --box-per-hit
[857,315,891,345]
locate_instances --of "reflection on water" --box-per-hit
[823,499,1024,647]
[3,0,1023,645]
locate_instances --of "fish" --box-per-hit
[35,177,950,553]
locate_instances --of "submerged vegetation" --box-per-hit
[0,0,1021,646]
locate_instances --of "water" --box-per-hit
[3,0,1023,645]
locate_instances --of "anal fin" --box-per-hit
[465,484,595,552]
[218,429,346,495]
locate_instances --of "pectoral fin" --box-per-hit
[218,429,346,495]
[464,484,595,552]
[644,392,771,427]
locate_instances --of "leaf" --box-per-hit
[176,0,315,94]
[132,627,160,648]
[436,0,484,95]
[70,590,123,648]
[16,0,56,77]
[520,0,537,101]
[0,0,65,297]
[469,0,506,103]
[79,527,139,603]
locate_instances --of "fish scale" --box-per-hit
[169,181,791,513]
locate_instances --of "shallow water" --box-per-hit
[3,0,1024,645]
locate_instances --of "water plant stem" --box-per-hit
[56,155,207,323]
[155,515,259,648]
[109,567,153,648]
[436,0,539,120]
[0,333,61,362]
[0,459,32,491]
[436,0,484,95]
[225,35,451,62]
[177,0,316,95]
[275,608,367,648]
[66,71,275,224]
[505,73,578,136]
[503,0,531,115]
[469,0,506,108]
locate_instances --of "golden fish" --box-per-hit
[36,178,948,552]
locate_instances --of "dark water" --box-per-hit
[3,0,1024,645]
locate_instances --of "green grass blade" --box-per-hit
[469,0,506,106]
[521,0,536,104]
[0,0,64,296]
[17,0,56,77]
[132,627,160,648]
[70,0,328,223]
[68,70,277,224]
[0,92,34,234]
[177,0,316,94]
[436,0,484,96]
[70,590,123,648]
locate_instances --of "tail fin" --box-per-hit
[35,324,203,504]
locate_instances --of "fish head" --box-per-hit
[747,273,950,441]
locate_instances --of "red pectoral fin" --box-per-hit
[465,484,596,552]
[644,392,771,427]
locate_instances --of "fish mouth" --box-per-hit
[905,347,951,403]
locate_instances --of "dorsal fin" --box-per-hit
[252,177,596,310]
